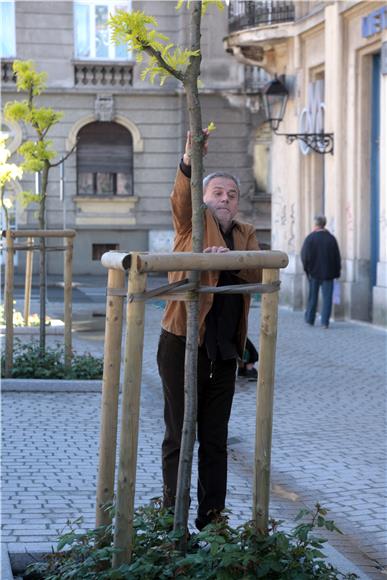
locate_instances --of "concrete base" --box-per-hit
[373,285,387,327]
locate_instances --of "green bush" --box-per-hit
[26,501,358,579]
[2,340,103,379]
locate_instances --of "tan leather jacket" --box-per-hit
[161,167,261,357]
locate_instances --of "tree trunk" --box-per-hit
[38,164,49,352]
[173,0,204,551]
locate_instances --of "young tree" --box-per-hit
[1,136,23,376]
[109,0,222,553]
[5,61,75,351]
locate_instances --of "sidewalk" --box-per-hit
[1,288,386,578]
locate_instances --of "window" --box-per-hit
[0,1,15,58]
[74,1,131,60]
[92,243,118,260]
[77,121,133,196]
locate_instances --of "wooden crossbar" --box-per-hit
[1,244,67,252]
[102,250,289,272]
[2,229,76,239]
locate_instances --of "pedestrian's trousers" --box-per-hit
[157,329,236,522]
[305,277,334,327]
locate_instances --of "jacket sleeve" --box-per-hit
[170,167,192,236]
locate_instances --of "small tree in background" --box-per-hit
[109,0,221,553]
[5,60,75,351]
[0,135,23,231]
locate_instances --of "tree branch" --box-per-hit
[141,41,186,82]
[50,140,78,168]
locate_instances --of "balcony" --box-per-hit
[229,1,295,33]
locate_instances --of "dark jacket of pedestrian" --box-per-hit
[301,229,341,280]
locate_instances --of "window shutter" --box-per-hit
[77,122,133,174]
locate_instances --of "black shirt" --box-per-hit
[204,227,242,361]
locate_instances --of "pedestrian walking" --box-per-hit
[157,130,261,530]
[301,215,341,329]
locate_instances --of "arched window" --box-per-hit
[77,121,133,196]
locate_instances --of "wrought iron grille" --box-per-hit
[229,1,295,32]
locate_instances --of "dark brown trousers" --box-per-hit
[157,329,236,524]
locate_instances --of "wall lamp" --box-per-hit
[261,77,334,155]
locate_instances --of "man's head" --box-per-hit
[314,215,327,229]
[203,172,240,232]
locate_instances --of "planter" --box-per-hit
[2,378,102,392]
[0,319,65,336]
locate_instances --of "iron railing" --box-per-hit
[229,1,295,32]
[244,65,272,92]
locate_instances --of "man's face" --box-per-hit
[203,177,239,232]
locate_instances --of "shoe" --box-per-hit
[244,367,258,380]
[237,367,246,377]
[195,510,228,531]
[322,325,329,329]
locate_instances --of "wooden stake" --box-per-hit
[23,237,33,325]
[96,269,125,529]
[4,231,14,377]
[253,268,280,532]
[112,255,147,567]
[64,237,73,369]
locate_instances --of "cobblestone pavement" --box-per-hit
[2,289,386,578]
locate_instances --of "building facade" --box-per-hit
[225,0,387,326]
[1,0,271,276]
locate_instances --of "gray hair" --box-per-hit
[314,215,327,228]
[203,172,240,196]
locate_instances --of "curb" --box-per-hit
[5,540,375,579]
[1,379,102,392]
[2,544,14,580]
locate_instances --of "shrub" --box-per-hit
[1,340,103,380]
[26,501,358,579]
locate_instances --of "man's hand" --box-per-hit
[203,246,229,253]
[183,129,209,166]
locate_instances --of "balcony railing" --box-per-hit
[229,1,295,33]
[74,61,133,87]
[1,60,16,84]
[244,65,272,92]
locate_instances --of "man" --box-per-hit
[301,215,341,329]
[157,132,261,530]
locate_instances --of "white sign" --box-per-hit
[298,80,326,156]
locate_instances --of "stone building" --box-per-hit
[1,0,271,276]
[225,0,387,326]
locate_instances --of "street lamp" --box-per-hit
[261,76,334,155]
